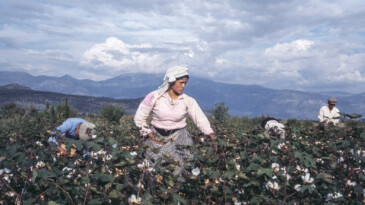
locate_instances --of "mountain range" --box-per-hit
[0,71,364,120]
[0,83,141,115]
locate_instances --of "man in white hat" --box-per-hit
[318,97,340,125]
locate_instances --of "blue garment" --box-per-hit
[56,118,86,140]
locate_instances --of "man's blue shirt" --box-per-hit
[56,118,85,139]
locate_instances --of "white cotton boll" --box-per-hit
[137,163,144,168]
[106,155,113,161]
[346,180,357,187]
[3,176,10,183]
[36,141,43,146]
[234,200,242,205]
[296,165,301,171]
[36,161,45,169]
[271,163,280,172]
[272,175,277,180]
[272,182,280,190]
[235,188,244,195]
[277,143,287,150]
[326,193,333,201]
[304,168,308,173]
[294,184,301,192]
[192,167,200,176]
[62,167,73,172]
[130,151,137,156]
[128,194,141,204]
[302,173,314,184]
[265,181,273,190]
[112,144,118,148]
[334,192,343,199]
[5,192,15,197]
[66,174,72,179]
[3,168,11,174]
[282,173,291,181]
[235,163,241,171]
[200,137,205,143]
[338,157,344,163]
[350,149,354,155]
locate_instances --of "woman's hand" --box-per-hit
[207,133,218,151]
[148,132,164,145]
[208,133,217,140]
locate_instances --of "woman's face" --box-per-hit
[170,77,188,95]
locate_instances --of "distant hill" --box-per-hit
[0,83,141,115]
[0,71,364,119]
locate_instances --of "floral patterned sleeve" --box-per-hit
[134,91,156,136]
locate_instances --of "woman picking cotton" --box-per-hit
[134,66,216,182]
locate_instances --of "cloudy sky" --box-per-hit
[1,0,365,93]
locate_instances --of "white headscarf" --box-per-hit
[157,66,189,97]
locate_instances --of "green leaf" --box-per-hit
[257,131,270,140]
[107,137,118,145]
[93,174,114,183]
[81,177,90,185]
[238,172,250,180]
[257,168,273,178]
[108,190,120,198]
[360,133,365,140]
[32,170,38,182]
[209,186,219,193]
[247,163,260,171]
[316,173,333,184]
[142,192,153,201]
[88,199,102,205]
[84,141,101,151]
[223,171,235,179]
[65,139,83,151]
[37,169,57,180]
[115,161,127,167]
[5,145,17,157]
[23,198,36,205]
[173,193,187,204]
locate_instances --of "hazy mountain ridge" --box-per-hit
[0,83,141,115]
[0,71,364,119]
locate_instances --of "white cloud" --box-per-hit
[264,40,314,60]
[1,0,365,92]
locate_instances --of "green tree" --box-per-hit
[212,102,229,124]
[99,104,124,124]
[56,96,77,120]
[0,102,25,119]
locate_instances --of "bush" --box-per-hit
[212,102,229,124]
[99,104,124,124]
